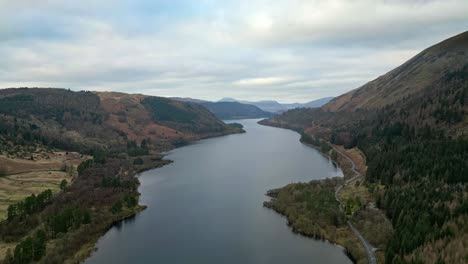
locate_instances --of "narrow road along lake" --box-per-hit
[85,119,351,264]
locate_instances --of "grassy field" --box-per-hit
[333,147,392,263]
[339,180,372,205]
[0,151,88,221]
[0,151,88,260]
[0,170,66,258]
[0,171,72,221]
[338,179,392,263]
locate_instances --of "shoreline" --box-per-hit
[65,158,170,263]
[74,121,369,263]
[259,120,371,264]
[264,189,357,263]
[73,128,245,263]
[69,204,147,263]
[79,121,355,263]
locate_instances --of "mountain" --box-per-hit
[198,101,273,119]
[324,31,468,113]
[218,97,238,102]
[219,97,334,113]
[243,100,287,113]
[322,31,468,138]
[174,96,334,115]
[261,31,468,264]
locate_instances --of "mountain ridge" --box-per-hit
[219,96,334,112]
[323,31,468,112]
[198,101,273,119]
[172,97,272,119]
[0,88,242,154]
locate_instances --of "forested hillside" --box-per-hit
[142,97,230,134]
[0,89,241,153]
[261,32,468,263]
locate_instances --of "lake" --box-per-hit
[85,119,351,264]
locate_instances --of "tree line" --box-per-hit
[7,190,53,222]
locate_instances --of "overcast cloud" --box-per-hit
[1,0,467,102]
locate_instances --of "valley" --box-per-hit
[84,119,351,264]
[0,24,466,264]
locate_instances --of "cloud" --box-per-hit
[234,77,290,86]
[0,0,467,102]
[235,0,468,47]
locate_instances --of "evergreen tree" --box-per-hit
[60,179,68,191]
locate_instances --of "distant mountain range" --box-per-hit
[172,96,333,119]
[218,97,334,113]
[172,97,272,119]
[198,101,273,120]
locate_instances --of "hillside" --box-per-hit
[324,31,468,114]
[261,32,468,264]
[0,89,241,154]
[198,101,273,119]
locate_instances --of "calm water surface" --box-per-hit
[85,119,351,264]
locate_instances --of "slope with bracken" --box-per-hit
[0,88,240,153]
[261,31,468,263]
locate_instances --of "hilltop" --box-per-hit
[0,88,241,154]
[324,31,468,114]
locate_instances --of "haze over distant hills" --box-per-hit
[171,96,333,119]
[218,97,334,113]
[172,97,272,119]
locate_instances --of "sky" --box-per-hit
[1,0,467,103]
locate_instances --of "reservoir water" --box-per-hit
[85,119,351,264]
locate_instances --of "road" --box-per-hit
[332,146,377,264]
[266,120,377,263]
